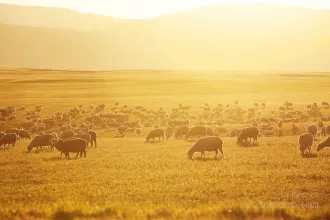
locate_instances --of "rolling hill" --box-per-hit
[1,3,330,71]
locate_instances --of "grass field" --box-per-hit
[0,68,330,219]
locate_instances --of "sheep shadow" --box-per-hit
[193,157,222,161]
[238,142,259,148]
[301,153,318,158]
[42,157,64,162]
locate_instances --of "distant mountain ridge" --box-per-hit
[1,3,330,71]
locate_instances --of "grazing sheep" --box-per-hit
[174,126,189,139]
[74,133,91,147]
[298,133,314,155]
[0,133,17,148]
[317,136,330,152]
[306,124,318,140]
[187,136,224,160]
[136,128,142,136]
[51,138,87,159]
[18,129,31,140]
[87,131,97,148]
[185,126,209,140]
[27,134,56,152]
[60,130,74,139]
[145,128,165,143]
[165,127,174,140]
[237,127,259,146]
[213,127,229,136]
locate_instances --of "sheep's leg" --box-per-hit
[220,149,224,157]
[214,150,218,159]
[200,152,203,159]
[66,153,71,160]
[84,150,86,157]
[76,153,79,158]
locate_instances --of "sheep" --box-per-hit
[185,126,209,140]
[0,133,17,148]
[145,128,165,143]
[136,128,142,136]
[306,124,318,140]
[174,126,189,139]
[317,136,330,152]
[60,130,74,139]
[298,133,314,155]
[213,127,229,136]
[27,134,56,152]
[187,136,224,160]
[18,129,31,140]
[74,133,91,147]
[237,127,259,146]
[51,138,87,159]
[165,127,174,140]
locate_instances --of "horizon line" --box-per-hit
[1,2,330,20]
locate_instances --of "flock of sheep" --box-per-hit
[1,101,330,159]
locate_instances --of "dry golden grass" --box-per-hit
[0,68,330,219]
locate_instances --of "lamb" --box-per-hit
[185,126,209,140]
[237,127,259,146]
[165,127,174,140]
[174,126,189,139]
[298,133,314,155]
[51,138,87,159]
[18,129,31,140]
[145,128,165,143]
[317,136,330,152]
[27,134,56,152]
[187,136,224,160]
[306,124,318,140]
[74,133,91,147]
[0,133,17,148]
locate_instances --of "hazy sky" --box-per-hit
[1,0,330,18]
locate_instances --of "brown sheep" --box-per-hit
[165,127,174,140]
[27,134,56,152]
[237,127,259,146]
[145,129,165,143]
[174,126,189,139]
[188,136,224,160]
[51,138,87,159]
[0,133,17,148]
[298,133,313,155]
[306,124,318,140]
[185,126,209,140]
[18,129,31,140]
